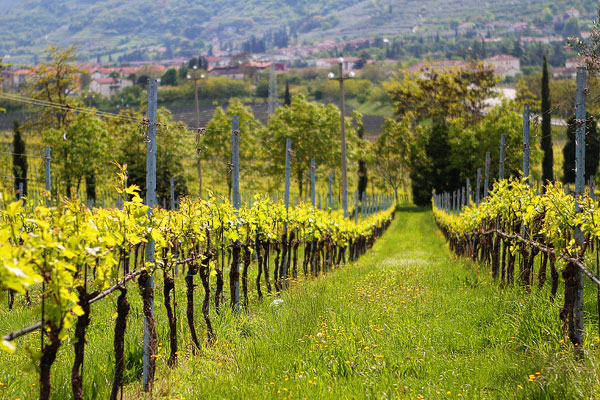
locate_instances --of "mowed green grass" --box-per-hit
[2,207,600,399]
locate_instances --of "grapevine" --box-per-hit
[433,176,600,351]
[0,168,395,399]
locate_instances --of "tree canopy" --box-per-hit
[384,62,496,125]
[265,95,356,196]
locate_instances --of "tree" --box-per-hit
[371,117,412,202]
[266,95,355,197]
[408,102,539,205]
[355,113,368,199]
[384,62,496,126]
[564,17,581,38]
[512,39,523,58]
[27,46,80,130]
[201,99,263,195]
[0,57,5,113]
[12,121,27,199]
[115,108,190,202]
[562,114,599,183]
[160,68,178,86]
[569,10,600,73]
[514,78,539,113]
[43,112,110,200]
[541,55,553,185]
[284,81,291,106]
[255,79,269,98]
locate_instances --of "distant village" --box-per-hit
[0,7,589,98]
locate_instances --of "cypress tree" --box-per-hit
[541,55,553,186]
[12,120,27,199]
[284,81,291,106]
[357,123,368,199]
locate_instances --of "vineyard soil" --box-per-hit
[1,207,600,398]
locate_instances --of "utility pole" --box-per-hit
[329,58,355,218]
[188,65,204,197]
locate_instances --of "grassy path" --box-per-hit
[133,207,600,399]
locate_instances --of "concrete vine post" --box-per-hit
[44,146,51,207]
[310,158,316,207]
[282,138,291,285]
[521,105,530,279]
[484,151,490,198]
[142,79,158,393]
[499,135,506,181]
[231,116,241,311]
[573,67,587,354]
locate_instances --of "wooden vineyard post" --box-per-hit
[573,67,586,354]
[143,79,158,393]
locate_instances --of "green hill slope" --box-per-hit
[0,0,597,63]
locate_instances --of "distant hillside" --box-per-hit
[0,0,597,64]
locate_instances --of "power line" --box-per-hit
[0,92,141,123]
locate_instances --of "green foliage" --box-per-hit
[157,77,251,105]
[409,103,539,206]
[284,81,291,106]
[514,78,539,114]
[385,62,496,125]
[12,121,27,198]
[255,78,269,98]
[160,68,178,86]
[26,45,81,130]
[541,55,553,184]
[202,99,264,193]
[370,117,412,201]
[0,57,5,113]
[265,95,355,196]
[562,114,599,183]
[356,115,368,197]
[115,108,190,201]
[319,79,373,101]
[44,112,111,195]
[569,9,600,73]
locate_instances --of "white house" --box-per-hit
[484,54,521,77]
[90,77,133,97]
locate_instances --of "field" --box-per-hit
[2,206,600,398]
